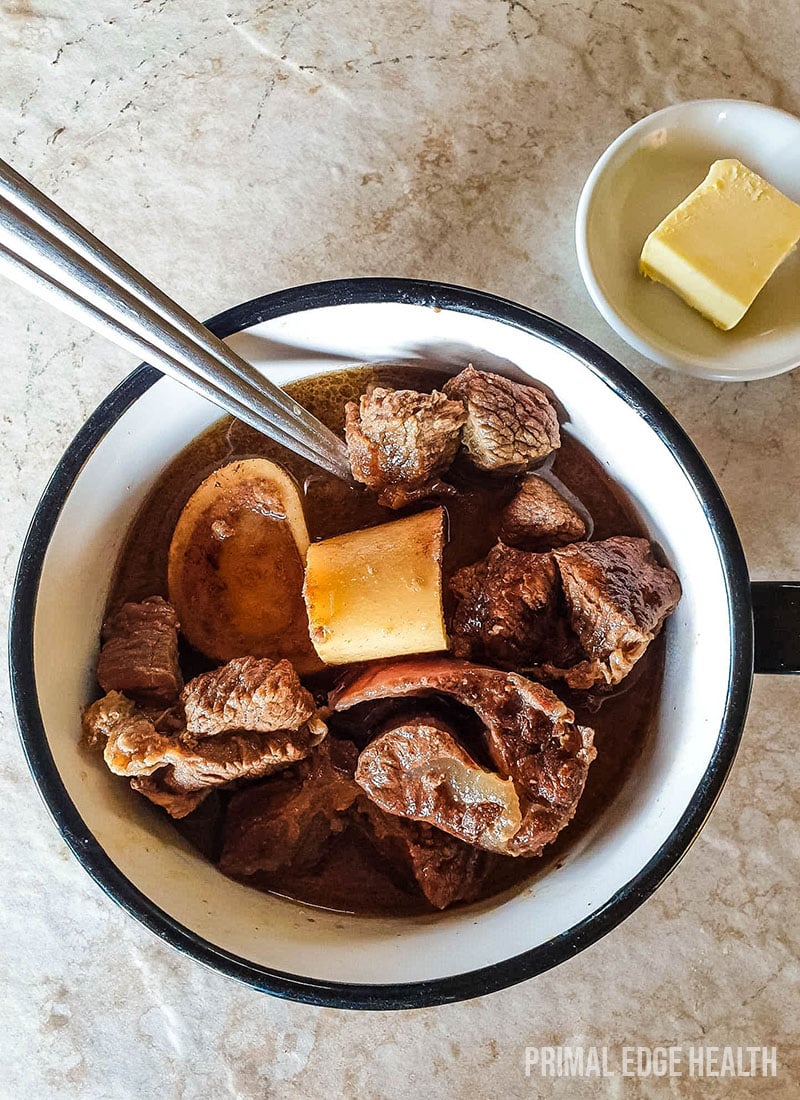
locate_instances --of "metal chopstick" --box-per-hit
[0,159,352,480]
[0,242,343,472]
[0,158,331,444]
[0,195,347,474]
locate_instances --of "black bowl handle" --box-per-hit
[752,582,800,674]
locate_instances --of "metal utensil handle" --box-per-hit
[0,159,333,442]
[0,159,352,479]
[0,242,340,472]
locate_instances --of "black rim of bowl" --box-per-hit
[8,278,753,1010]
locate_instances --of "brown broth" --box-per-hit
[109,364,660,916]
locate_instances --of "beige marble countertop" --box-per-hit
[2,1,799,1096]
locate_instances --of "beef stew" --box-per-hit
[83,363,680,915]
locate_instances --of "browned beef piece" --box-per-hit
[142,704,185,736]
[103,719,320,790]
[82,691,204,817]
[219,739,360,877]
[500,476,587,550]
[449,542,581,669]
[331,657,595,858]
[86,694,183,745]
[354,797,490,910]
[97,596,182,705]
[128,776,207,818]
[181,656,317,736]
[443,366,560,473]
[82,680,326,819]
[83,690,145,749]
[450,537,681,691]
[537,536,682,689]
[344,386,466,508]
[355,716,522,853]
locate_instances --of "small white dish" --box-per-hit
[575,99,800,381]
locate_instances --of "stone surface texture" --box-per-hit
[1,1,799,1096]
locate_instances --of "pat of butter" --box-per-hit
[639,159,800,330]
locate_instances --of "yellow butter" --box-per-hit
[639,159,800,330]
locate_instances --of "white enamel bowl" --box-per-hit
[576,99,800,380]
[10,280,755,1009]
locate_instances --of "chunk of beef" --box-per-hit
[141,704,185,736]
[181,656,317,736]
[354,797,490,910]
[82,692,190,813]
[82,691,203,816]
[219,739,360,877]
[97,596,182,705]
[79,697,204,817]
[450,537,681,691]
[103,717,318,789]
[128,776,207,818]
[82,689,138,749]
[443,366,560,473]
[82,652,327,819]
[355,716,522,853]
[344,386,466,508]
[500,475,587,550]
[449,542,581,669]
[537,536,682,689]
[332,657,595,857]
